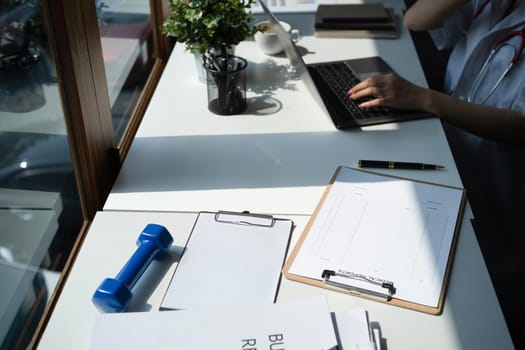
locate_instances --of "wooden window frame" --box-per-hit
[28,1,172,348]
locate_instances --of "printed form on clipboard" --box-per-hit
[283,166,466,314]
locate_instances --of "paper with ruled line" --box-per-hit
[288,166,464,307]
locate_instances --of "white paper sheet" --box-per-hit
[333,307,376,350]
[289,167,464,307]
[161,211,293,310]
[92,296,342,349]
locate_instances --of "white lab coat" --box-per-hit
[430,0,525,113]
[427,0,525,234]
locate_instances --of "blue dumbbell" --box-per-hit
[92,224,173,312]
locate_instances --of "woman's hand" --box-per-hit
[347,74,525,143]
[347,73,430,111]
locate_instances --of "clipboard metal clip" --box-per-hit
[321,269,396,301]
[214,211,275,228]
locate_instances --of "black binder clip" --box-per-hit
[322,269,396,301]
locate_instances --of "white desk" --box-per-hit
[104,4,462,215]
[41,1,512,348]
[38,211,513,349]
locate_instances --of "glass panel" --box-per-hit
[0,1,83,348]
[97,0,155,142]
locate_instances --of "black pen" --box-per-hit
[357,160,445,170]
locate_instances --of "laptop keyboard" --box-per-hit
[313,62,391,120]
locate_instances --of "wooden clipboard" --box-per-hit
[282,166,467,315]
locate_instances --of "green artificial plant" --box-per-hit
[162,0,260,71]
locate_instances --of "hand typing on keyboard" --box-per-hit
[347,73,429,112]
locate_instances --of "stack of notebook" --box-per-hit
[314,3,399,39]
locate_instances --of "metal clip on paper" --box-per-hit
[214,210,275,227]
[322,269,396,301]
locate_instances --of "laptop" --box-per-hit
[258,0,429,129]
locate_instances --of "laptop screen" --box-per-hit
[258,0,331,116]
[258,0,308,75]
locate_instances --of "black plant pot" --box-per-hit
[205,56,247,115]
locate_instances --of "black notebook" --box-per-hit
[316,3,391,24]
[315,4,398,39]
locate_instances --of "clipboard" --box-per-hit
[282,166,466,315]
[160,211,293,310]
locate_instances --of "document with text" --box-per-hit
[92,296,349,349]
[285,166,465,312]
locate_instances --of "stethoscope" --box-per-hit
[467,0,525,103]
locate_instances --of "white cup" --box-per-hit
[254,20,301,55]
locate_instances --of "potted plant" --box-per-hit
[162,0,261,115]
